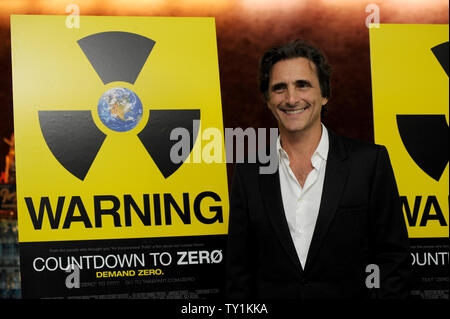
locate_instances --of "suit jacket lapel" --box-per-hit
[304,130,349,272]
[259,169,304,274]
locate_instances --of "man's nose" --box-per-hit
[285,87,298,107]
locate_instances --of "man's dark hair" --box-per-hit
[258,39,332,117]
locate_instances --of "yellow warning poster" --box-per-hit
[370,24,449,239]
[11,15,229,298]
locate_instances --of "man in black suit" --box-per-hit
[225,39,411,299]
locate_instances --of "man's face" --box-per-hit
[266,57,328,136]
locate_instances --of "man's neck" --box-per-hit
[279,123,323,162]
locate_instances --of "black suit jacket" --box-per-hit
[225,129,411,299]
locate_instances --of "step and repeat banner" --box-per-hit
[11,16,448,299]
[371,24,449,299]
[11,15,229,298]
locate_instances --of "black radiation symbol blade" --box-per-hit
[431,41,449,76]
[78,32,155,84]
[397,115,449,181]
[39,111,107,180]
[138,109,201,178]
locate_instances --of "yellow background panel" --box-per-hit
[11,15,229,242]
[370,24,448,238]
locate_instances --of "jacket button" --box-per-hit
[300,278,308,284]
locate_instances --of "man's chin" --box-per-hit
[278,121,321,137]
[279,124,307,135]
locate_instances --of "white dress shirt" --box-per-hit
[277,124,329,269]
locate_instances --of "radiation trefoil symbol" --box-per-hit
[39,32,200,180]
[396,41,449,181]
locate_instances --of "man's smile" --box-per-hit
[278,104,311,115]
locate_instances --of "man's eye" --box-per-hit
[272,85,286,93]
[296,81,311,88]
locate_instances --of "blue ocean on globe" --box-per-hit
[97,87,143,132]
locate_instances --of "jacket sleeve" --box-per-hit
[368,145,413,299]
[225,164,256,298]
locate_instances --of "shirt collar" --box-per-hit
[315,124,329,161]
[277,133,288,160]
[277,123,329,164]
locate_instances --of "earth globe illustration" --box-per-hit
[97,87,143,132]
